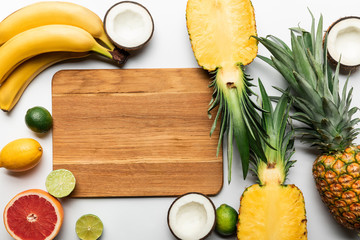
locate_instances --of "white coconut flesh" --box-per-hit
[104,2,154,49]
[168,193,215,240]
[327,17,360,67]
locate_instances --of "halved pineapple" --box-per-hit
[238,184,307,240]
[236,82,307,239]
[186,0,264,181]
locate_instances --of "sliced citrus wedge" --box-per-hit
[76,214,104,240]
[45,169,76,198]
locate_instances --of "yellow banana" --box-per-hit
[0,24,122,84]
[0,52,90,112]
[0,1,114,49]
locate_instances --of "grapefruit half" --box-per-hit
[3,189,64,240]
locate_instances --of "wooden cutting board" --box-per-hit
[52,68,223,197]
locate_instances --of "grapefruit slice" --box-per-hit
[3,189,64,240]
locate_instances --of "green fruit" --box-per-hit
[25,106,53,133]
[215,203,238,236]
[45,169,76,198]
[76,214,104,240]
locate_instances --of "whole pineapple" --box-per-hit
[256,14,360,229]
[237,81,307,239]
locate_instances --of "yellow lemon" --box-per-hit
[0,138,43,172]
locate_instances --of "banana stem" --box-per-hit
[110,48,130,66]
[93,44,129,66]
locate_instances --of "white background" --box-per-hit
[1,0,360,239]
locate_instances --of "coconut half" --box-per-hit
[326,16,360,71]
[104,1,154,50]
[167,192,216,240]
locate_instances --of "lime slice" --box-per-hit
[76,214,104,240]
[45,169,76,198]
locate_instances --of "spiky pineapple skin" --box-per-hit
[313,145,360,230]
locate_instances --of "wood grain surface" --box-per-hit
[52,68,223,197]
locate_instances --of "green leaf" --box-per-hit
[332,60,341,104]
[293,71,322,108]
[290,31,317,89]
[227,115,234,183]
[267,35,293,56]
[255,36,295,70]
[258,80,273,133]
[227,87,251,180]
[273,93,290,132]
[306,49,326,94]
[291,112,313,125]
[271,57,299,90]
[216,105,227,157]
[210,94,223,136]
[314,14,324,64]
[257,55,276,69]
[309,9,316,52]
[322,98,341,126]
[302,31,313,54]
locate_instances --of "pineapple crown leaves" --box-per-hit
[251,80,295,184]
[255,12,360,153]
[208,64,268,183]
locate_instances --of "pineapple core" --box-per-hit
[260,167,284,185]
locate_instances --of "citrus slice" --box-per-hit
[76,214,104,240]
[45,169,76,198]
[3,189,64,240]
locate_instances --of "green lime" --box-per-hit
[25,106,53,133]
[45,169,76,198]
[215,203,238,236]
[76,214,104,240]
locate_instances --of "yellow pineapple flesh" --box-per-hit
[186,0,257,71]
[237,183,307,240]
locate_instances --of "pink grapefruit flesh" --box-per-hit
[3,189,64,240]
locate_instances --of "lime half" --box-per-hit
[76,214,104,240]
[215,203,238,236]
[45,169,76,198]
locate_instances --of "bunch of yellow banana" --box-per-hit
[0,1,127,112]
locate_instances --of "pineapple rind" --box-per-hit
[237,184,307,240]
[313,145,360,230]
